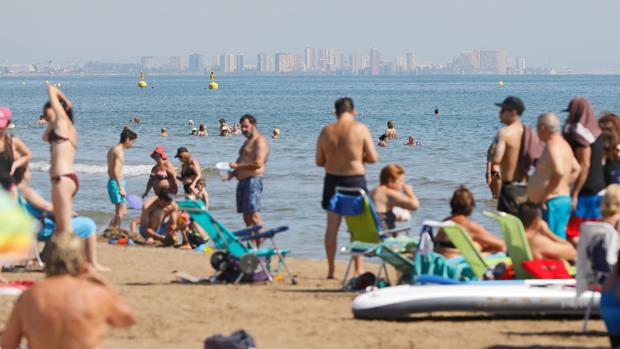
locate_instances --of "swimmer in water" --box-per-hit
[272,127,281,139]
[160,128,168,137]
[405,136,417,146]
[434,108,440,117]
[378,134,388,147]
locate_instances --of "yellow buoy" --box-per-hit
[208,71,219,90]
[138,68,148,88]
[498,80,505,87]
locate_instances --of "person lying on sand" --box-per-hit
[517,202,576,262]
[137,189,179,245]
[1,233,135,349]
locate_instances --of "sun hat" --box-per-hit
[151,146,168,160]
[0,107,12,128]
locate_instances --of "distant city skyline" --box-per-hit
[1,0,619,73]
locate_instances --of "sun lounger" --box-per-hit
[178,199,296,284]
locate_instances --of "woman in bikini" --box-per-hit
[0,106,31,199]
[434,186,506,259]
[142,146,178,198]
[174,147,202,195]
[42,85,78,234]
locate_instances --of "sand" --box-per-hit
[0,242,611,349]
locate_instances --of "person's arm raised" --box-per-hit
[390,184,420,211]
[362,124,378,164]
[47,84,72,124]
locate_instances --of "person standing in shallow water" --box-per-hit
[385,120,396,140]
[316,97,378,279]
[107,127,137,229]
[229,114,269,231]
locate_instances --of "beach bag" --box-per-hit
[521,259,571,279]
[204,329,256,349]
[328,192,364,216]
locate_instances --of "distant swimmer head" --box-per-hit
[188,119,194,126]
[160,128,168,137]
[133,115,141,124]
[272,127,281,139]
[334,97,355,118]
[387,120,394,129]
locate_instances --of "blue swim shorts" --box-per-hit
[38,216,97,241]
[139,221,169,239]
[107,178,126,205]
[236,176,263,214]
[542,195,572,240]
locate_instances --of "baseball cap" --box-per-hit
[151,146,168,160]
[0,107,12,128]
[495,96,525,115]
[174,146,189,158]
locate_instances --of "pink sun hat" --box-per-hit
[0,107,12,128]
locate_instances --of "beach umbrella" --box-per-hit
[0,190,35,263]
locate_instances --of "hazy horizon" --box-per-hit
[2,0,619,72]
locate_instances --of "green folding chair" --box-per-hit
[441,223,490,279]
[483,210,533,279]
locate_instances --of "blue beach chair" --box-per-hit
[178,199,297,284]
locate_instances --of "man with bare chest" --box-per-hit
[138,189,178,244]
[230,114,269,228]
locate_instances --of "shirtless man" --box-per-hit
[517,202,576,262]
[230,114,269,228]
[138,189,178,244]
[490,96,527,215]
[528,113,581,239]
[316,97,378,279]
[1,233,134,349]
[106,127,137,228]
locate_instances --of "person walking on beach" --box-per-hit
[563,96,606,245]
[489,96,535,215]
[0,106,32,198]
[107,127,137,229]
[229,114,269,229]
[143,146,178,197]
[528,113,581,239]
[316,97,378,279]
[1,233,135,349]
[42,84,78,234]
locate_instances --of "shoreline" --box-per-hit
[0,242,609,348]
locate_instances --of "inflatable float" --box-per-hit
[352,280,599,319]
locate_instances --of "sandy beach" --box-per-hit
[0,242,610,349]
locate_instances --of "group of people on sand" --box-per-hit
[377,120,418,147]
[107,114,270,250]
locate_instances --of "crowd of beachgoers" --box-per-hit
[1,86,620,347]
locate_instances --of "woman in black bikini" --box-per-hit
[143,146,178,198]
[42,85,78,234]
[174,147,202,194]
[0,106,31,198]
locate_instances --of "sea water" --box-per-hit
[2,75,620,258]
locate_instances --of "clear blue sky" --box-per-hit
[1,0,618,72]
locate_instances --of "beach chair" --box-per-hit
[440,223,491,279]
[333,187,414,288]
[178,199,296,284]
[483,210,533,279]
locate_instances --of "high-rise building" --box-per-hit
[318,48,334,72]
[334,52,345,71]
[169,56,185,71]
[405,52,417,72]
[304,47,315,72]
[394,57,406,72]
[275,53,295,73]
[188,53,204,72]
[235,53,244,73]
[479,50,508,74]
[349,52,364,75]
[456,51,476,73]
[369,48,380,75]
[140,56,154,70]
[515,56,526,71]
[220,54,236,73]
[257,53,273,73]
[294,53,305,72]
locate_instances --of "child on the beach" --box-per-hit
[517,202,576,262]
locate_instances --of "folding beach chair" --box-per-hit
[178,199,296,284]
[440,223,491,279]
[577,221,620,331]
[333,187,414,288]
[483,210,533,279]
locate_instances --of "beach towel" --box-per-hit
[563,96,601,147]
[521,259,571,279]
[517,124,544,176]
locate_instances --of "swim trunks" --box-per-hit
[601,279,620,335]
[139,221,169,239]
[566,193,603,239]
[236,176,263,214]
[497,182,528,216]
[541,195,572,239]
[321,174,368,210]
[107,178,126,204]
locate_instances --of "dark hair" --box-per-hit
[240,114,257,125]
[199,123,206,131]
[450,185,475,216]
[12,166,27,185]
[44,100,73,123]
[387,120,394,129]
[379,134,387,141]
[157,188,174,202]
[334,97,354,117]
[120,127,137,143]
[517,202,541,229]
